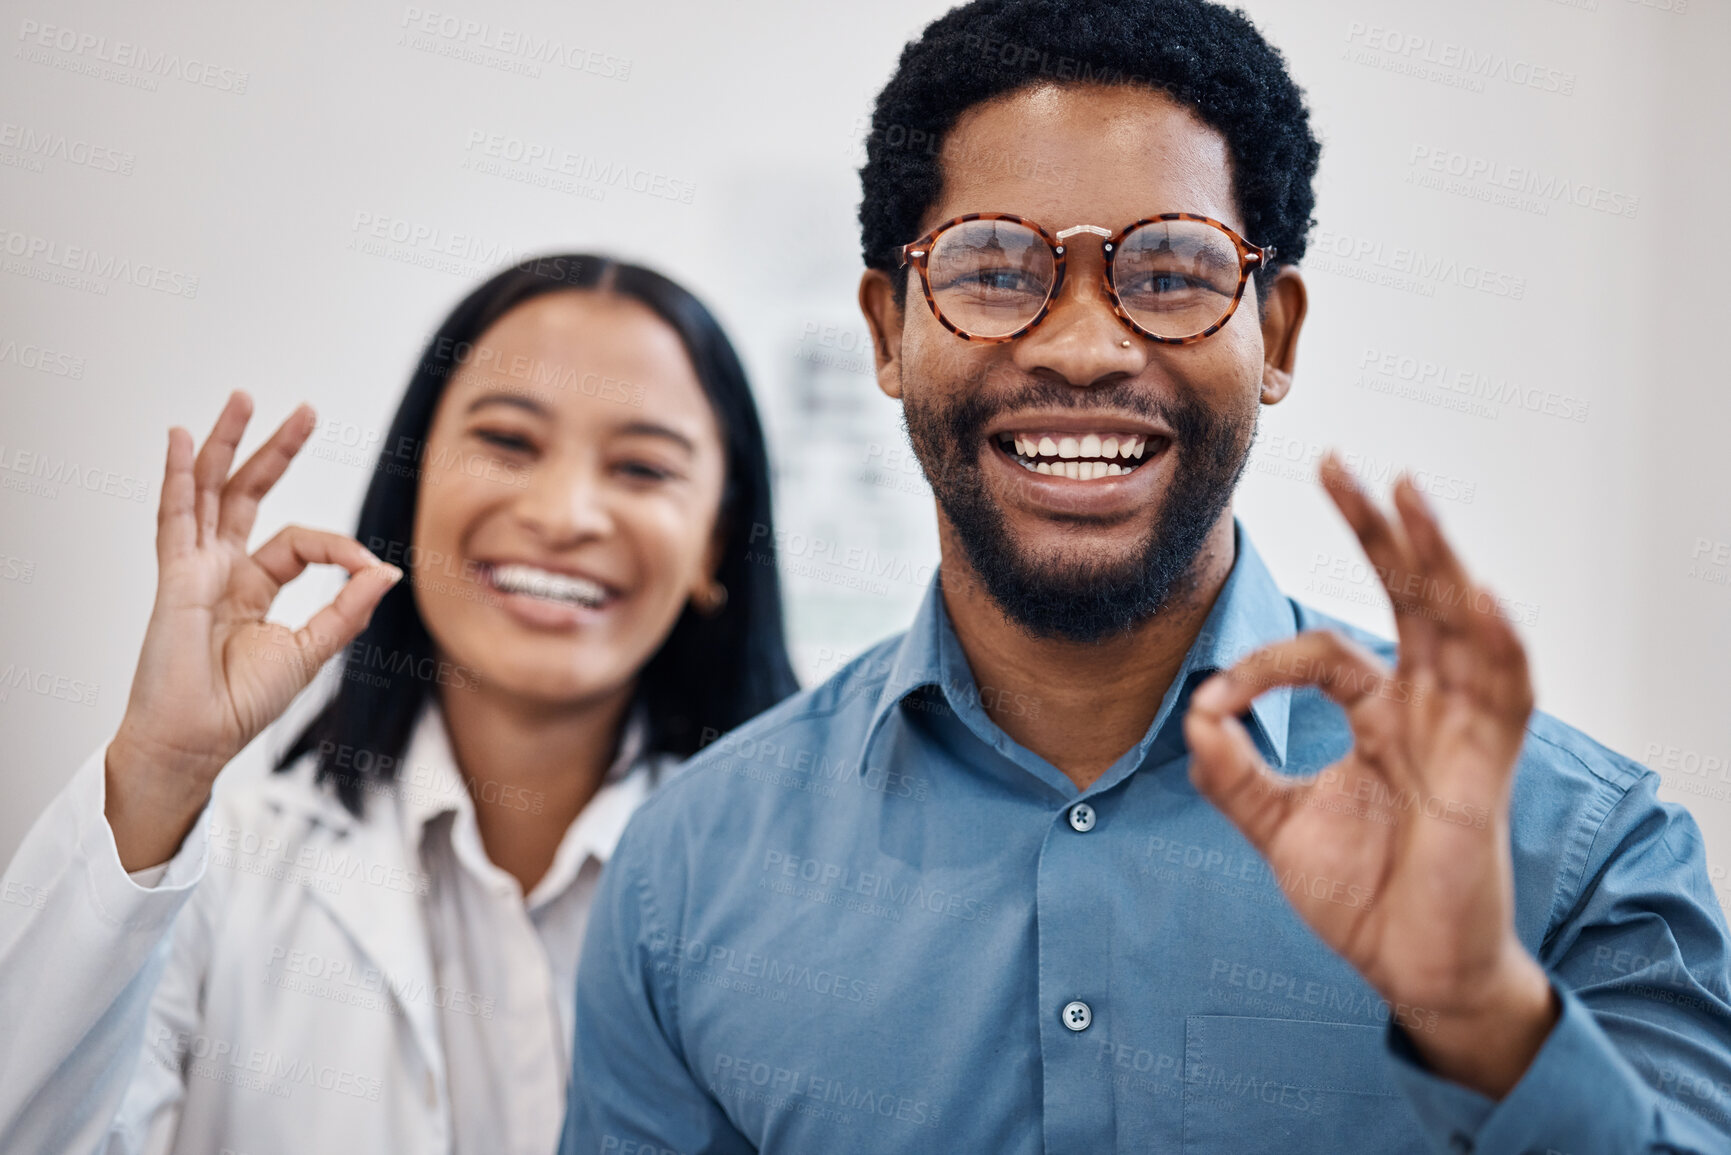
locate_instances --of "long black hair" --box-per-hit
[275,253,798,816]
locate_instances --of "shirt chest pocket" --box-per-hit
[1181,1015,1424,1154]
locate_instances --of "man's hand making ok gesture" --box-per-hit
[1185,450,1559,1099]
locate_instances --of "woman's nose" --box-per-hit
[515,453,614,543]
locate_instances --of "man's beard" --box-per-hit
[903,379,1257,644]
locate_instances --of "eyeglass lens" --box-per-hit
[924,218,1244,339]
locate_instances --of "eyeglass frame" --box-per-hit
[897,211,1277,346]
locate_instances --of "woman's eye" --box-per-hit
[617,460,674,482]
[474,429,534,453]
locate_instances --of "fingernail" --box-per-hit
[1192,676,1226,709]
[383,565,403,583]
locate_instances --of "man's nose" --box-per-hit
[1010,254,1146,387]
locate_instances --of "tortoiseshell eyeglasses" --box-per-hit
[898,212,1276,345]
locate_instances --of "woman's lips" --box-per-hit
[475,561,617,630]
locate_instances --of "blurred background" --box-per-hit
[2,0,1727,905]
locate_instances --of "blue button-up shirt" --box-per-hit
[562,526,1731,1154]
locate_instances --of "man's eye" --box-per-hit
[949,268,1040,294]
[1132,273,1199,294]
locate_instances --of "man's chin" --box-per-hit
[940,481,1234,644]
[992,542,1153,595]
[950,539,1178,644]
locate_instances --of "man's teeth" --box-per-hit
[1012,433,1147,460]
[489,563,607,607]
[999,432,1153,478]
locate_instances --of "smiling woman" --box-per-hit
[0,254,798,1155]
[293,259,795,824]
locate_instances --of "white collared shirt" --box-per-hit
[396,702,654,1155]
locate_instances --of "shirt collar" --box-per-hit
[860,519,1296,787]
[398,698,656,907]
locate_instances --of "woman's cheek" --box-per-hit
[624,492,716,607]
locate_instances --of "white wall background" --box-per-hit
[2,0,1727,908]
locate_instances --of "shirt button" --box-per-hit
[1447,1135,1473,1154]
[1068,803,1096,832]
[1062,1000,1092,1031]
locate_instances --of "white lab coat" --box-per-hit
[0,710,668,1155]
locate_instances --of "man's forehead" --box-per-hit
[925,83,1241,235]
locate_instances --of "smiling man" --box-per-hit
[560,2,1731,1152]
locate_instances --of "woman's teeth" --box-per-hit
[997,432,1153,479]
[488,563,608,608]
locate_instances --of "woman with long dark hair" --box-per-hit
[0,254,796,1155]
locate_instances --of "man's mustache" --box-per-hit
[931,379,1202,445]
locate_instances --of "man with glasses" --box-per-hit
[562,1,1731,1151]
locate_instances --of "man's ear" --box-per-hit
[858,268,906,401]
[1257,267,1308,406]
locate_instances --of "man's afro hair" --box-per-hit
[859,0,1321,301]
